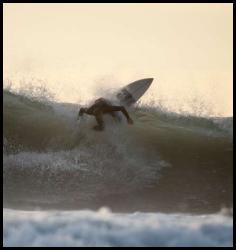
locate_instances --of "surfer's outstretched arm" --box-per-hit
[106,106,133,124]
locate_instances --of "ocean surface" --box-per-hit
[3,89,233,247]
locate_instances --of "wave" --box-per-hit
[3,90,233,213]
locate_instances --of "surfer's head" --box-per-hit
[77,108,87,119]
[79,108,86,116]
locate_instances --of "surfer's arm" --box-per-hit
[108,106,133,124]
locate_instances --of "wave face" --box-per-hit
[3,90,233,213]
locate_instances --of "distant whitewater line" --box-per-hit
[3,208,233,247]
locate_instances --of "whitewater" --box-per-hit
[3,88,233,247]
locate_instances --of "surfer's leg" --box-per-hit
[94,113,104,131]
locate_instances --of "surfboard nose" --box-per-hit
[143,78,154,83]
[142,78,154,85]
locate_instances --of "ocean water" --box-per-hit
[3,89,233,247]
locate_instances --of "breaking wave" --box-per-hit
[3,90,233,213]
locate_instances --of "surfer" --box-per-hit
[78,98,133,131]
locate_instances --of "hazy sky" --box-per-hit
[3,3,233,115]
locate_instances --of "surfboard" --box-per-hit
[116,78,154,106]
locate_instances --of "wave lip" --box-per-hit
[3,89,232,151]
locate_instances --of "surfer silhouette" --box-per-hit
[78,98,133,131]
